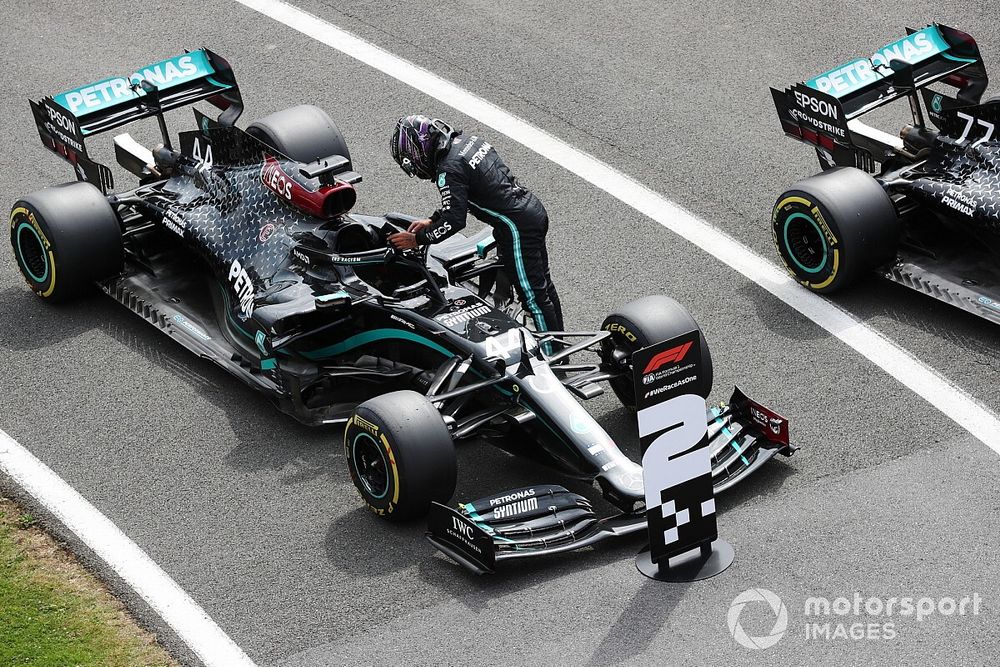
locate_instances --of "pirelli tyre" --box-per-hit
[345,391,457,521]
[772,167,899,294]
[600,295,713,409]
[9,182,123,302]
[246,105,351,164]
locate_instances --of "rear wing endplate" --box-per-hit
[29,49,243,193]
[770,24,987,170]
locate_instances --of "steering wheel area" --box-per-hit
[329,221,444,303]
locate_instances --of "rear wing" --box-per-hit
[771,24,987,171]
[30,49,243,192]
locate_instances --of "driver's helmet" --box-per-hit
[390,115,457,179]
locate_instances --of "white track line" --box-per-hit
[236,0,1000,455]
[0,429,256,667]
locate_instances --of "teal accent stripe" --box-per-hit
[469,203,547,333]
[260,358,277,370]
[941,52,977,63]
[461,504,515,543]
[15,222,48,283]
[205,75,233,89]
[300,328,452,360]
[783,212,828,274]
[721,426,750,466]
[476,234,494,258]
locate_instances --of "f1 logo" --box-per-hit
[642,341,693,374]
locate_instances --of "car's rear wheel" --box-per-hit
[9,181,123,302]
[772,167,899,294]
[247,104,351,164]
[600,295,713,409]
[345,390,456,521]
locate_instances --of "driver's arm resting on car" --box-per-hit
[389,219,431,250]
[418,168,470,246]
[388,167,468,248]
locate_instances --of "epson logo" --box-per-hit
[489,488,536,507]
[292,249,311,265]
[793,90,839,121]
[46,105,76,134]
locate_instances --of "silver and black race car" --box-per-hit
[11,51,795,572]
[770,24,1000,322]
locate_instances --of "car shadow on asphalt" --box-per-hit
[0,285,106,350]
[21,281,347,486]
[586,578,692,667]
[737,274,1000,362]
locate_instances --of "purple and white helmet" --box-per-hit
[391,115,455,179]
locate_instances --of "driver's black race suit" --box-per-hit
[415,134,564,333]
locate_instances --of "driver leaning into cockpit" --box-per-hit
[387,115,564,334]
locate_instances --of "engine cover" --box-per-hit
[259,155,356,219]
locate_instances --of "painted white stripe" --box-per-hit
[0,429,256,667]
[233,0,1000,455]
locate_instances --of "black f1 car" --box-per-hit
[11,50,795,572]
[771,24,1000,323]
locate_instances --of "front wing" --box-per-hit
[427,387,796,574]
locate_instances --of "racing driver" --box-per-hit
[388,114,564,335]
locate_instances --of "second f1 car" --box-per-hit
[771,23,1000,324]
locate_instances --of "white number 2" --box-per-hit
[638,394,709,513]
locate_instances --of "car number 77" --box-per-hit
[956,111,995,147]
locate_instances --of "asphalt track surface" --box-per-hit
[2,1,1000,664]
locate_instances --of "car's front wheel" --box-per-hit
[345,390,457,521]
[600,295,713,410]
